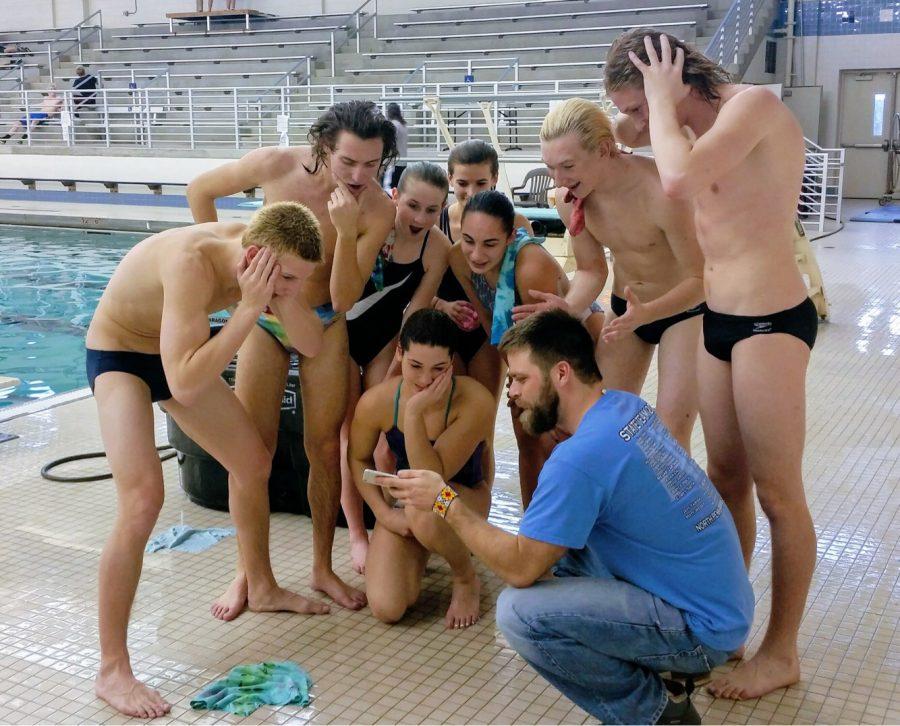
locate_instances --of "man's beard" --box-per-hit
[520,379,560,436]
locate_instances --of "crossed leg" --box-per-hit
[708,334,814,699]
[93,373,172,719]
[165,375,329,616]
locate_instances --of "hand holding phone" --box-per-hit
[363,468,398,485]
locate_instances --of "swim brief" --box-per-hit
[703,297,818,362]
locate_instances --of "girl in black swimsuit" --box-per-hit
[340,163,453,574]
[349,310,496,629]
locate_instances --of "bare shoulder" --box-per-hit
[427,226,452,251]
[723,84,783,119]
[454,375,495,410]
[161,236,215,289]
[356,376,397,426]
[424,227,451,265]
[245,145,307,178]
[361,184,396,220]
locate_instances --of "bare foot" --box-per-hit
[311,569,367,610]
[350,533,369,575]
[96,667,172,719]
[707,649,800,700]
[730,644,746,661]
[248,584,330,615]
[444,574,481,630]
[210,574,248,622]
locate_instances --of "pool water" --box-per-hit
[0,225,146,409]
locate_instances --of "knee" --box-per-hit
[119,485,164,534]
[755,482,809,522]
[706,459,749,495]
[368,593,408,625]
[304,431,340,467]
[496,587,532,644]
[231,446,273,486]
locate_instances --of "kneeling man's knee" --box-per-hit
[369,595,407,625]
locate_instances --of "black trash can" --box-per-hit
[166,361,374,528]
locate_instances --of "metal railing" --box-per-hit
[0,80,604,151]
[44,10,105,85]
[799,139,844,235]
[400,57,521,86]
[329,0,379,75]
[705,0,752,70]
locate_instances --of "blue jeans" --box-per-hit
[495,551,731,724]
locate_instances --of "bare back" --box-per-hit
[86,222,244,353]
[693,85,807,314]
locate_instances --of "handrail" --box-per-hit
[399,56,520,86]
[255,55,316,102]
[705,0,756,70]
[328,0,379,74]
[43,10,105,85]
[0,64,26,89]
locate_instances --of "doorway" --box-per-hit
[838,69,899,199]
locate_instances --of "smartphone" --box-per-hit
[363,468,398,485]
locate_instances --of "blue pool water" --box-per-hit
[0,225,146,409]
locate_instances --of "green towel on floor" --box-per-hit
[190,661,312,717]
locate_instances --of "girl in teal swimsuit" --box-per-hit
[447,191,603,508]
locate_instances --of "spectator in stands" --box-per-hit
[382,103,409,191]
[1,88,62,144]
[72,67,100,116]
[1,43,28,69]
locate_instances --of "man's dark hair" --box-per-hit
[605,29,732,103]
[498,310,601,383]
[447,139,500,177]
[305,100,398,174]
[397,161,449,199]
[461,190,515,237]
[400,308,458,357]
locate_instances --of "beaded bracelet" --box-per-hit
[432,484,459,518]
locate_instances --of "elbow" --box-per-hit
[660,173,695,200]
[185,180,199,206]
[168,382,199,407]
[299,336,324,360]
[330,295,353,314]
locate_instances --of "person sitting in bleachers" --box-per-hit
[1,88,62,144]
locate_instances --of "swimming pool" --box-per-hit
[0,225,146,409]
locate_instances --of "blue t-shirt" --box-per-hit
[519,390,754,652]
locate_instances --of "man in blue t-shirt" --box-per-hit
[379,310,754,724]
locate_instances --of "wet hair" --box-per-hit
[242,201,323,261]
[447,139,499,178]
[540,97,617,154]
[305,100,398,174]
[498,309,601,383]
[386,102,406,125]
[399,308,458,357]
[397,161,449,200]
[461,190,515,237]
[605,29,732,103]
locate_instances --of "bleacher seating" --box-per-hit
[0,0,727,149]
